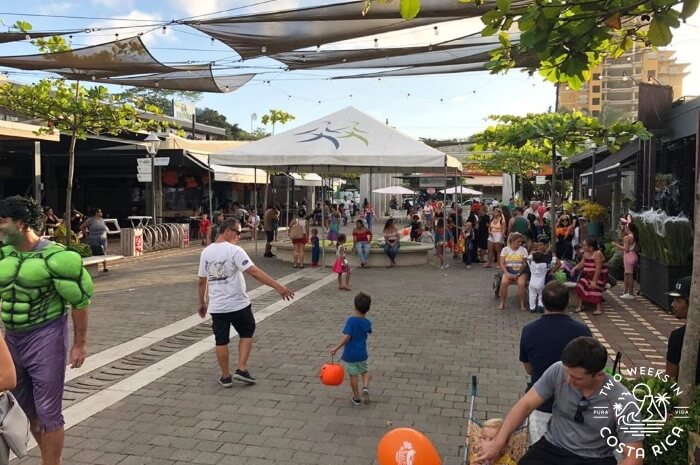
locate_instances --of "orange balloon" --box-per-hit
[319,362,345,386]
[377,428,442,465]
[402,228,410,236]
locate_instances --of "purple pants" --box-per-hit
[5,316,68,433]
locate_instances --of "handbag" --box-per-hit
[0,391,30,461]
[288,221,304,240]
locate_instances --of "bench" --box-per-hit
[83,255,124,277]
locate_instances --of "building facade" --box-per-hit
[558,46,689,121]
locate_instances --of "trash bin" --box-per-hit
[120,228,144,257]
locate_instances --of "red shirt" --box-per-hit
[199,218,212,234]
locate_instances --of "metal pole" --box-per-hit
[443,156,448,269]
[208,155,213,216]
[254,166,258,256]
[591,150,597,202]
[321,176,326,270]
[369,168,373,232]
[151,154,157,224]
[286,169,290,228]
[455,171,460,260]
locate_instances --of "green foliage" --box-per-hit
[631,210,694,266]
[32,36,70,53]
[260,109,296,135]
[196,107,253,140]
[114,87,201,115]
[68,242,92,258]
[381,0,697,89]
[54,225,91,257]
[472,111,649,176]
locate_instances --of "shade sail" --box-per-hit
[291,173,323,187]
[78,67,255,93]
[209,106,462,174]
[271,34,517,70]
[373,186,415,195]
[186,152,267,184]
[440,186,483,195]
[187,0,512,59]
[0,37,175,75]
[0,30,83,44]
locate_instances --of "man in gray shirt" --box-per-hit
[478,337,643,465]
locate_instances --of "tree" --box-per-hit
[260,109,295,135]
[196,107,252,140]
[371,0,698,89]
[115,88,201,115]
[0,80,173,244]
[471,111,649,228]
[469,145,551,198]
[259,109,296,209]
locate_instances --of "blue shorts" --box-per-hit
[344,360,368,376]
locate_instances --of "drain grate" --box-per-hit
[63,276,316,407]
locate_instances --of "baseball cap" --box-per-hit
[667,276,692,299]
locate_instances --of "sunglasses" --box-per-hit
[574,396,589,424]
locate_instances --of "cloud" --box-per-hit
[90,0,135,9]
[170,0,303,19]
[37,2,76,15]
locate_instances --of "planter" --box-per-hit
[639,254,692,310]
[690,432,700,465]
[586,222,602,239]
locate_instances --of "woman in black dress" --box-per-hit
[476,205,490,263]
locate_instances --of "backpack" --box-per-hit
[289,221,304,240]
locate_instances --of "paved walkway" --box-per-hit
[10,241,680,465]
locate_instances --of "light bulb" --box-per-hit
[434,26,439,36]
[374,38,378,48]
[162,26,167,35]
[261,45,267,54]
[24,34,30,40]
[224,85,230,92]
[210,38,215,46]
[316,45,321,53]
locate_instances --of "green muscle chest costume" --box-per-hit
[0,242,93,331]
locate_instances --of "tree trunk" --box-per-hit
[550,144,557,243]
[678,174,700,404]
[63,132,78,246]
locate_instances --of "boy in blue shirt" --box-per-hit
[331,292,373,405]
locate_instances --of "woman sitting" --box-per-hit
[498,233,529,311]
[43,207,63,237]
[574,239,609,315]
[352,220,373,268]
[382,218,401,267]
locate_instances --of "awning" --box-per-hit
[581,142,639,177]
[580,142,639,186]
[291,173,322,187]
[186,152,267,184]
[465,175,502,187]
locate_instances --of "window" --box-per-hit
[592,98,600,105]
[592,110,600,117]
[648,70,656,79]
[592,85,601,93]
[593,73,601,81]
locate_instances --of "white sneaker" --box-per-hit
[621,293,634,300]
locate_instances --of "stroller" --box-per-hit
[458,375,529,465]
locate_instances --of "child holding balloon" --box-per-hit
[330,292,372,406]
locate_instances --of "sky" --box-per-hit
[1,0,699,140]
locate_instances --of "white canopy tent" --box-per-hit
[440,186,483,195]
[210,106,462,267]
[372,186,415,195]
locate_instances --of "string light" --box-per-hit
[434,26,439,36]
[24,34,30,40]
[374,38,378,48]
[261,45,267,54]
[161,26,167,35]
[224,85,230,91]
[210,37,215,46]
[316,45,321,53]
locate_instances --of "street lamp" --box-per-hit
[144,132,162,224]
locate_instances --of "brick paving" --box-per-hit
[10,240,684,465]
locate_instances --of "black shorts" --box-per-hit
[211,305,256,345]
[265,230,274,243]
[520,438,616,465]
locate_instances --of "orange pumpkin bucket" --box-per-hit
[320,355,345,386]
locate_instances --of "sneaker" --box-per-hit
[218,376,233,388]
[351,397,362,406]
[621,293,635,300]
[233,369,256,384]
[537,306,545,313]
[529,308,537,313]
[362,387,371,404]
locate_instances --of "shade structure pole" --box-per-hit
[207,155,213,217]
[254,166,258,256]
[443,156,448,269]
[369,167,373,232]
[321,176,326,270]
[455,171,460,260]
[286,169,291,228]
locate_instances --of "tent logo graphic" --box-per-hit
[295,121,368,149]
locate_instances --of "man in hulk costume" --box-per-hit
[0,196,93,465]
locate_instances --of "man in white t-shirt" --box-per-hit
[198,218,294,387]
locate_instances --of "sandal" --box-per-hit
[592,309,604,315]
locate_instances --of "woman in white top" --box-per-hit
[289,209,310,268]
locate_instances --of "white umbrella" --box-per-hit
[372,186,415,195]
[440,186,483,195]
